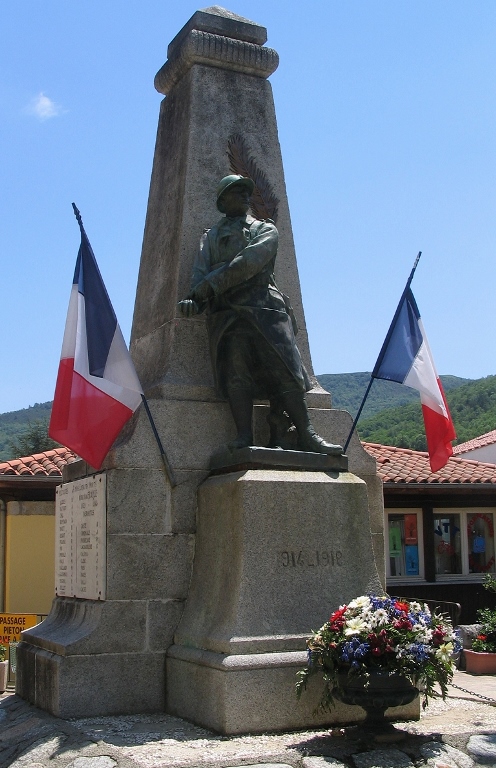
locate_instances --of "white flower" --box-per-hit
[409,601,422,612]
[413,625,432,643]
[348,596,372,612]
[370,608,389,627]
[344,617,370,635]
[435,642,454,663]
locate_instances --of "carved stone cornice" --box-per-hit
[154,29,279,95]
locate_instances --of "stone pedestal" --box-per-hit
[166,468,388,734]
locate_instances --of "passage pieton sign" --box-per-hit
[0,614,38,645]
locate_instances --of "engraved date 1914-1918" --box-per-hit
[279,550,343,568]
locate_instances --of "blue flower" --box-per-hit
[406,642,430,662]
[354,642,371,659]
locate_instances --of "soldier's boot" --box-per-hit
[281,391,343,455]
[227,389,254,450]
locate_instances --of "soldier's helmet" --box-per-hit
[216,175,254,211]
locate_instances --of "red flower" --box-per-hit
[329,607,347,623]
[432,627,445,646]
[329,606,347,632]
[477,634,487,641]
[394,601,409,613]
[385,644,395,654]
[394,617,413,630]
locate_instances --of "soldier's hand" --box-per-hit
[191,280,214,303]
[177,299,199,317]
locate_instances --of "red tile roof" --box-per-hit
[0,447,78,477]
[364,442,496,485]
[2,442,495,487]
[452,429,496,455]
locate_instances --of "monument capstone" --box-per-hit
[15,6,403,733]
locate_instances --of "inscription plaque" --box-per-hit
[55,473,106,600]
[278,549,343,568]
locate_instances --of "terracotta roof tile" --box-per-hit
[0,447,78,477]
[452,429,496,455]
[364,442,496,485]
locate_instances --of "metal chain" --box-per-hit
[449,681,496,705]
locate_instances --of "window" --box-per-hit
[433,513,462,575]
[434,509,496,578]
[385,508,496,583]
[387,510,424,580]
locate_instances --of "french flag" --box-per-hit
[49,212,143,469]
[372,288,456,472]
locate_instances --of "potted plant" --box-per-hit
[296,594,459,735]
[464,574,496,675]
[0,645,8,694]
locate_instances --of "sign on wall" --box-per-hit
[55,473,106,600]
[0,614,38,645]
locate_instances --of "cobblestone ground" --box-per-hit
[1,673,495,768]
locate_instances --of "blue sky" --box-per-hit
[1,1,495,414]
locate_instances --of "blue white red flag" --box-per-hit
[372,288,456,472]
[49,220,143,469]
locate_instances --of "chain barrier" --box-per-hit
[449,680,496,706]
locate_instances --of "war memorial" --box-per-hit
[15,6,407,735]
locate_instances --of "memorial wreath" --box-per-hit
[296,594,459,711]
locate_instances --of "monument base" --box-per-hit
[167,646,419,735]
[15,595,179,717]
[166,468,419,733]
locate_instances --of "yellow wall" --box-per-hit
[5,502,55,615]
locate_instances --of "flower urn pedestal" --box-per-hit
[464,649,496,675]
[334,671,419,741]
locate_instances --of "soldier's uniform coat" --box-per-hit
[190,214,310,398]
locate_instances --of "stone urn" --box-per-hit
[334,671,418,740]
[464,649,496,675]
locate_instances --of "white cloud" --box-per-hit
[24,92,65,121]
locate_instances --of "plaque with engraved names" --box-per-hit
[55,473,106,600]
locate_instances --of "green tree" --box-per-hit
[7,419,60,459]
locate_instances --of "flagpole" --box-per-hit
[72,202,86,236]
[141,395,177,488]
[342,252,422,454]
[342,377,374,453]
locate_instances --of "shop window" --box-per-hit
[387,511,423,579]
[433,513,462,575]
[467,512,495,574]
[433,509,495,579]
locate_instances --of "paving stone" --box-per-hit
[0,744,20,768]
[9,735,66,766]
[0,716,44,741]
[419,741,475,767]
[352,748,414,767]
[227,765,294,768]
[467,734,496,764]
[0,680,495,768]
[68,758,118,768]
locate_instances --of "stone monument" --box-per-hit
[16,6,400,732]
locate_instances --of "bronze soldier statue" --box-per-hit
[178,175,342,455]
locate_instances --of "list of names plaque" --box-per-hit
[55,473,106,600]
